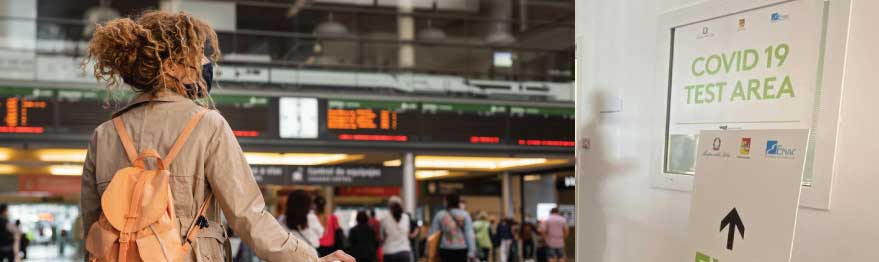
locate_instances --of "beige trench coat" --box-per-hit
[81,90,318,262]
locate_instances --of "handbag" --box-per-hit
[427,211,464,262]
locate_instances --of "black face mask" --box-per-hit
[185,62,213,98]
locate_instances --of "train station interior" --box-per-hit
[3,0,879,261]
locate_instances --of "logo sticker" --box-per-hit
[713,137,722,151]
[740,137,751,156]
[766,140,796,159]
[771,12,790,22]
[697,26,715,39]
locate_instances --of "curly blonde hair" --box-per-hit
[87,10,220,99]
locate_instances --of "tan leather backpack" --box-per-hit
[85,109,214,262]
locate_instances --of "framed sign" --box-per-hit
[652,0,851,209]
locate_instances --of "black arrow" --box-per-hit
[720,208,745,251]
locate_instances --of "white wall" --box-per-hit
[576,0,879,261]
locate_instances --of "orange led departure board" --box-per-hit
[325,99,417,142]
[327,109,397,130]
[0,88,53,134]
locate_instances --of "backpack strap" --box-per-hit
[164,109,209,166]
[112,117,139,166]
[112,109,209,168]
[182,193,214,253]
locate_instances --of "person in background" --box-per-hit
[58,229,68,256]
[280,190,325,248]
[472,211,493,262]
[429,194,476,262]
[231,227,256,262]
[520,217,538,262]
[539,208,569,262]
[367,208,383,262]
[0,204,18,262]
[496,217,517,262]
[316,195,342,256]
[381,197,411,262]
[13,221,26,260]
[348,211,378,262]
[71,215,82,259]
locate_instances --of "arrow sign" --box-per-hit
[720,208,745,250]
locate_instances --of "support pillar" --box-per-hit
[402,152,416,213]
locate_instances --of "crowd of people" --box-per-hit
[426,194,570,262]
[235,192,419,262]
[0,203,74,262]
[233,192,569,262]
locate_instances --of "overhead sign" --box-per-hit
[251,165,403,186]
[665,0,824,175]
[686,129,808,262]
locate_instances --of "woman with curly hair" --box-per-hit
[79,10,354,262]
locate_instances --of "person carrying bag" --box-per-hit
[427,194,476,262]
[80,10,354,262]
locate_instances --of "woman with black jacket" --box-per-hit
[348,211,378,262]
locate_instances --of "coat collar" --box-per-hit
[112,89,192,117]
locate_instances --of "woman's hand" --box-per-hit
[318,250,355,262]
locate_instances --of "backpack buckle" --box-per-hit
[119,232,132,243]
[196,216,209,229]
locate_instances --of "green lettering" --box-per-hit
[763,77,777,99]
[715,82,727,103]
[731,81,746,101]
[777,75,795,98]
[721,51,738,73]
[748,79,761,100]
[742,49,759,71]
[706,55,721,75]
[704,83,716,103]
[685,85,696,104]
[692,57,706,77]
[694,84,705,104]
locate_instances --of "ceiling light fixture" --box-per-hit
[244,153,358,166]
[314,13,350,38]
[49,165,83,176]
[415,170,450,180]
[418,19,447,41]
[384,156,553,171]
[0,165,17,175]
[0,148,11,161]
[37,149,87,162]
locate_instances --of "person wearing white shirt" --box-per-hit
[381,196,412,262]
[280,190,325,248]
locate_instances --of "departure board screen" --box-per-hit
[420,102,508,144]
[213,95,272,138]
[0,87,574,149]
[509,106,575,147]
[325,99,419,142]
[0,87,54,134]
[56,89,125,134]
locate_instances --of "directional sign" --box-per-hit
[686,129,808,262]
